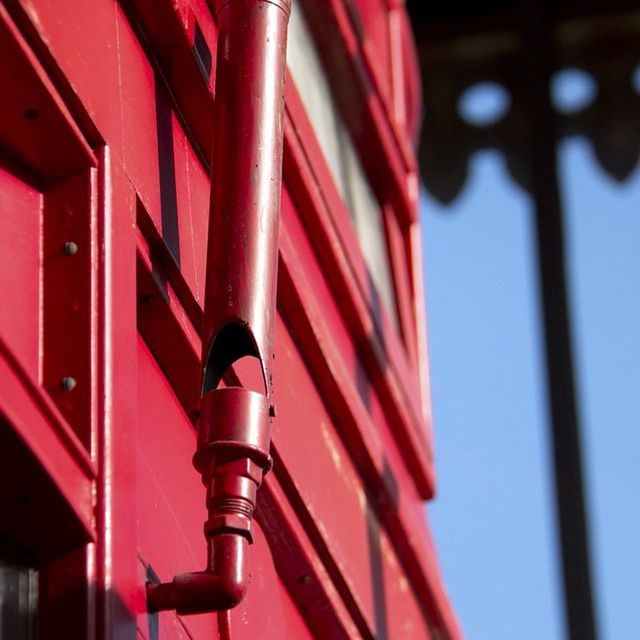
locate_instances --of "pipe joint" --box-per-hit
[146,535,249,614]
[195,387,272,475]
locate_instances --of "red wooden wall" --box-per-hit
[0,0,460,638]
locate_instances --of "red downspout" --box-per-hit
[146,0,291,615]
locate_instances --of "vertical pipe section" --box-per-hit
[202,0,291,393]
[146,0,290,615]
[524,14,599,640]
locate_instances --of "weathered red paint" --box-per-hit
[0,0,460,637]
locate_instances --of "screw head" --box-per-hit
[60,376,77,391]
[64,242,78,255]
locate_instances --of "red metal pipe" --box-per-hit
[146,535,248,614]
[147,0,290,615]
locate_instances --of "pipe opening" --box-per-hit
[203,323,267,395]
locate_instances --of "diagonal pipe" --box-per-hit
[147,0,291,615]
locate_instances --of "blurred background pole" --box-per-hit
[524,6,599,639]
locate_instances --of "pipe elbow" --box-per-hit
[213,567,248,611]
[168,569,246,615]
[146,534,249,615]
[207,533,249,609]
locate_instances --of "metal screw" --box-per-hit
[60,376,77,391]
[64,241,78,255]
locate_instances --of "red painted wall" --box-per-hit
[0,0,459,637]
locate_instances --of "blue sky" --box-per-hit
[421,137,640,639]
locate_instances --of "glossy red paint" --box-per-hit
[146,0,292,614]
[0,0,460,637]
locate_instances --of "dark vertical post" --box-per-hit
[523,11,599,640]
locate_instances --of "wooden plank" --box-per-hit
[43,171,95,449]
[0,165,41,379]
[95,147,139,639]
